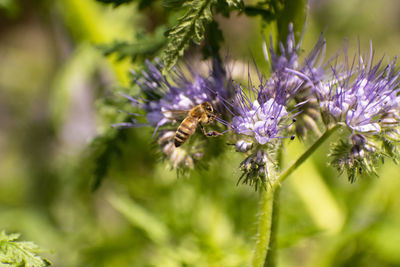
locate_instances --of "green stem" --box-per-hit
[252,185,278,267]
[264,186,280,267]
[251,124,341,267]
[277,124,341,184]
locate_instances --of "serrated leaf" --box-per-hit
[0,231,51,267]
[161,0,216,70]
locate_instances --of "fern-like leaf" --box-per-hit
[162,0,244,70]
[0,231,51,267]
[161,0,216,70]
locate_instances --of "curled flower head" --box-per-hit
[266,23,327,138]
[317,49,400,135]
[318,46,400,182]
[266,23,327,90]
[267,23,301,73]
[118,59,233,169]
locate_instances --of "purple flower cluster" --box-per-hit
[313,48,400,182]
[266,23,326,93]
[317,52,400,135]
[129,60,230,133]
[120,59,232,169]
[116,23,400,184]
[230,24,327,147]
[231,78,292,145]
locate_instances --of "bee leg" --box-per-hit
[199,123,220,137]
[199,123,208,135]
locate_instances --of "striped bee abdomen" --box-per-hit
[174,117,198,147]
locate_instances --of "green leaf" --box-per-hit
[243,5,274,22]
[0,231,51,267]
[161,0,216,70]
[98,27,167,62]
[90,123,129,191]
[201,20,224,61]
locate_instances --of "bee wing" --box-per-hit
[162,110,189,120]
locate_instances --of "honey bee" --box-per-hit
[166,102,219,147]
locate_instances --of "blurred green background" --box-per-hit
[1,0,400,266]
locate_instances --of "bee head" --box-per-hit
[202,102,214,113]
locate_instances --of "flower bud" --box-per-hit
[235,140,253,152]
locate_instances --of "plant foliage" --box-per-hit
[161,0,216,70]
[98,28,167,62]
[90,124,129,191]
[0,231,51,267]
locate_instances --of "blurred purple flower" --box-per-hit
[263,23,327,138]
[116,59,232,169]
[266,23,326,91]
[117,59,232,133]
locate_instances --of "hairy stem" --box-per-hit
[252,124,340,267]
[264,186,280,267]
[252,184,278,267]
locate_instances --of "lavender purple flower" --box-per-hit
[265,23,327,138]
[229,67,299,187]
[231,80,292,145]
[314,47,400,181]
[118,59,233,169]
[317,51,400,135]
